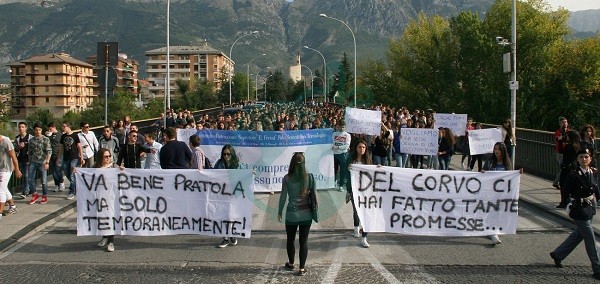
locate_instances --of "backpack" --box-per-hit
[204,156,212,169]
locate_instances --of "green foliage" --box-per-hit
[174,78,220,110]
[26,109,56,129]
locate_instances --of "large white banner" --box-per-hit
[399,128,439,156]
[76,168,254,237]
[350,165,520,236]
[434,113,468,135]
[344,107,382,136]
[468,128,503,155]
[198,129,335,192]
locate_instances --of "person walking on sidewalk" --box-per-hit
[26,123,52,205]
[46,122,64,192]
[116,130,149,169]
[78,122,99,168]
[15,121,32,199]
[553,117,570,189]
[550,148,600,280]
[278,152,317,276]
[557,131,581,208]
[58,122,84,200]
[0,134,21,221]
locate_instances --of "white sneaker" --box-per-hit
[490,235,502,244]
[59,183,65,191]
[338,186,344,192]
[66,193,74,200]
[97,237,108,247]
[353,227,361,238]
[361,237,370,248]
[53,185,59,192]
[461,162,465,169]
[106,243,114,252]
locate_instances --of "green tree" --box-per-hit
[331,53,353,105]
[26,109,56,129]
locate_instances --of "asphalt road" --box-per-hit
[0,201,597,283]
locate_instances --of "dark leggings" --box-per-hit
[469,155,483,171]
[351,197,369,237]
[286,224,311,269]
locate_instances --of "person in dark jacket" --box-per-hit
[551,148,600,280]
[437,127,455,170]
[159,127,192,169]
[557,131,581,208]
[215,144,241,248]
[116,130,149,169]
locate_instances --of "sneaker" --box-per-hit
[361,237,370,248]
[59,183,65,192]
[353,227,361,238]
[28,193,40,205]
[269,191,274,195]
[53,185,59,192]
[490,235,502,245]
[230,237,238,246]
[338,186,344,192]
[8,205,17,215]
[40,195,47,204]
[18,194,27,199]
[66,193,75,200]
[106,243,114,252]
[97,237,108,247]
[461,162,465,169]
[218,239,230,248]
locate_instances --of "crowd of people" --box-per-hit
[0,102,598,278]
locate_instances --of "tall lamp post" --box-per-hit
[302,46,327,101]
[301,65,314,103]
[319,13,357,107]
[510,0,517,166]
[166,0,171,110]
[247,53,266,102]
[264,73,274,102]
[229,31,259,106]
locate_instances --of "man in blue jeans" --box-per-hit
[26,123,52,204]
[58,122,84,200]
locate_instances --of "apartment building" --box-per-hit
[7,53,95,119]
[86,53,139,96]
[145,43,233,99]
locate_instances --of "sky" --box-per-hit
[544,0,600,11]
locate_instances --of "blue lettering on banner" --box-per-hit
[198,129,333,147]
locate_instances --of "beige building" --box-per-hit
[86,53,139,96]
[7,53,95,119]
[145,43,233,99]
[289,52,302,83]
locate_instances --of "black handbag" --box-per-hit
[568,198,596,220]
[308,173,319,223]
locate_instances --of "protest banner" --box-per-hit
[468,128,503,155]
[76,168,254,237]
[198,129,335,192]
[434,113,468,135]
[344,107,382,136]
[177,128,197,144]
[350,165,520,236]
[399,128,439,156]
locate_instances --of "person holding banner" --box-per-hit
[347,139,373,248]
[438,128,455,170]
[95,148,123,252]
[550,149,600,280]
[215,144,241,248]
[278,152,316,276]
[468,123,485,171]
[482,142,517,245]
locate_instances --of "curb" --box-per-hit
[0,202,77,251]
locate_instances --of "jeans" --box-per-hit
[438,155,451,170]
[19,161,30,195]
[334,152,349,187]
[552,218,600,274]
[428,155,439,170]
[395,153,408,168]
[350,195,368,238]
[373,155,387,166]
[49,156,64,186]
[27,161,48,196]
[63,159,79,195]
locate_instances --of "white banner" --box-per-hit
[177,128,197,144]
[434,113,468,135]
[344,107,382,136]
[76,168,254,237]
[468,128,503,155]
[350,165,520,236]
[399,128,439,156]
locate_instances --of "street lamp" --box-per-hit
[319,13,357,107]
[302,46,327,100]
[229,30,259,106]
[166,0,171,110]
[301,65,314,103]
[264,73,274,102]
[247,53,266,102]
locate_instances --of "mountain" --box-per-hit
[569,9,600,33]
[0,0,496,82]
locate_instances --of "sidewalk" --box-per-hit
[0,157,596,251]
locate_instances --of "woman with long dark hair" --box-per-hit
[557,131,581,208]
[278,152,316,276]
[215,144,241,248]
[95,148,122,252]
[437,127,455,170]
[346,139,373,248]
[501,118,515,159]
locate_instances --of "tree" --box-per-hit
[26,109,55,129]
[331,53,353,105]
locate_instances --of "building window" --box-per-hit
[45,64,49,70]
[31,98,35,106]
[31,87,35,94]
[46,97,49,103]
[45,75,49,81]
[45,86,49,92]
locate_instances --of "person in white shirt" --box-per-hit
[332,121,351,192]
[143,132,162,169]
[78,122,99,168]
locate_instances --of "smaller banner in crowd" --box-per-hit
[399,128,439,156]
[434,113,467,135]
[198,129,335,192]
[468,128,503,155]
[76,168,254,237]
[177,128,197,144]
[350,165,520,237]
[344,107,382,136]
